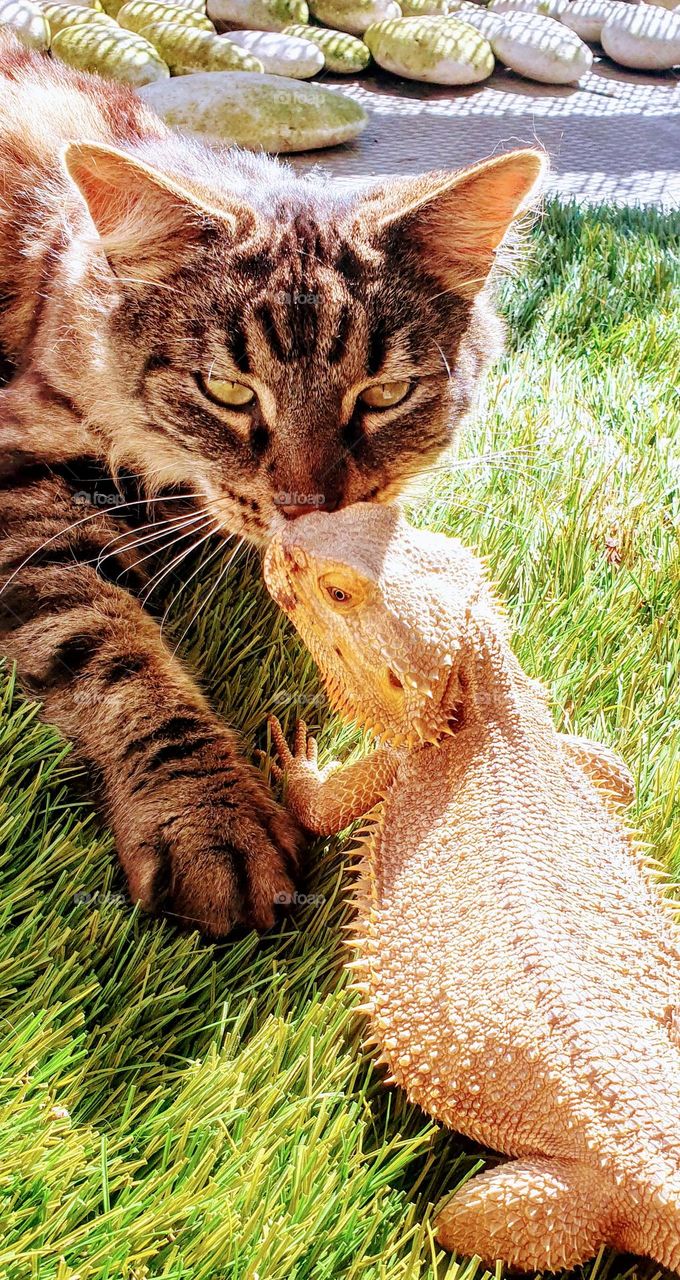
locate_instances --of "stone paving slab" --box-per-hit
[289,56,680,207]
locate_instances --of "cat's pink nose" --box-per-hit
[280,504,314,520]
[280,502,336,520]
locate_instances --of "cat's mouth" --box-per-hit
[265,481,401,539]
[202,474,402,550]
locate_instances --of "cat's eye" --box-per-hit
[359,380,411,410]
[200,375,255,408]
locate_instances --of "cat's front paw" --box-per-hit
[113,740,303,937]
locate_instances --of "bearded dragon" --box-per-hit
[263,502,680,1274]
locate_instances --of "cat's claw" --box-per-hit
[116,739,303,937]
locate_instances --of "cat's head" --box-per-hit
[63,139,546,545]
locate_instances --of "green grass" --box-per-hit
[0,199,678,1280]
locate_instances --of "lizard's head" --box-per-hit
[264,502,495,747]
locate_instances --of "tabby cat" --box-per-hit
[0,32,545,936]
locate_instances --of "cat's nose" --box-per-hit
[280,501,338,520]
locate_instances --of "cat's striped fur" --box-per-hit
[0,32,545,935]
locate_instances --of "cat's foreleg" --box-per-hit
[0,376,95,476]
[0,465,301,936]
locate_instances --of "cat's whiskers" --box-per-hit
[425,493,532,534]
[96,503,207,548]
[0,493,208,600]
[396,455,548,533]
[434,340,452,381]
[108,516,216,587]
[454,445,542,465]
[451,499,531,533]
[170,536,249,658]
[407,445,547,481]
[416,463,545,487]
[424,271,489,304]
[108,470,199,494]
[201,491,265,542]
[95,508,210,571]
[113,276,190,295]
[140,521,221,607]
[159,530,235,641]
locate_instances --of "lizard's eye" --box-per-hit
[198,374,256,409]
[319,571,367,609]
[319,573,357,608]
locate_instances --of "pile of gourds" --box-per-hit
[0,0,676,152]
[0,0,374,147]
[0,0,378,78]
[360,0,679,82]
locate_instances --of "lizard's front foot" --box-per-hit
[436,1157,612,1271]
[267,716,394,837]
[268,716,345,834]
[268,717,333,828]
[269,716,321,777]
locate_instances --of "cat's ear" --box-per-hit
[365,149,547,298]
[63,141,243,281]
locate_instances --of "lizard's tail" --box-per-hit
[436,1157,680,1274]
[435,1157,612,1272]
[612,1182,680,1272]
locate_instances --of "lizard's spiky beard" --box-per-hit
[264,535,463,749]
[305,633,460,749]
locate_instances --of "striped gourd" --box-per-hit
[207,0,309,31]
[282,21,370,67]
[99,0,206,14]
[363,14,494,80]
[139,70,368,152]
[400,0,462,14]
[50,21,170,80]
[307,0,401,35]
[139,19,263,68]
[42,2,116,31]
[0,0,50,47]
[117,0,212,31]
[225,28,324,75]
[40,0,105,10]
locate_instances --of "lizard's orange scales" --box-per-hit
[264,502,680,1274]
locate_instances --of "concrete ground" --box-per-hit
[289,55,680,206]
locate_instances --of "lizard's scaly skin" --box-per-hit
[263,502,680,1274]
